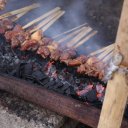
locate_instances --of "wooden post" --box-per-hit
[98,0,128,128]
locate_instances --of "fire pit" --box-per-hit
[0,0,127,128]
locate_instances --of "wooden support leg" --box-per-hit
[98,73,128,128]
[98,0,128,128]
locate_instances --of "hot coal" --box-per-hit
[0,34,107,107]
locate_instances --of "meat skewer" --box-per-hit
[52,22,87,39]
[2,17,105,80]
[0,0,7,10]
[42,11,65,32]
[73,30,97,48]
[12,11,30,22]
[4,8,64,49]
[57,26,86,44]
[0,3,40,19]
[88,44,114,57]
[30,10,65,33]
[23,7,61,29]
[66,27,92,47]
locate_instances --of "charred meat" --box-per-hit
[5,25,30,48]
[50,48,62,61]
[37,46,50,58]
[0,0,6,10]
[60,48,77,63]
[67,55,88,66]
[0,18,13,34]
[21,39,38,51]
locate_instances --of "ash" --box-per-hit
[0,35,106,107]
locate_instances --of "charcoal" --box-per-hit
[69,86,76,95]
[65,88,71,95]
[14,63,26,78]
[61,83,70,91]
[56,89,64,94]
[40,78,49,86]
[32,70,46,81]
[47,81,56,89]
[86,89,97,102]
[23,63,33,76]
[53,81,63,89]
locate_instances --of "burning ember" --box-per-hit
[0,18,107,105]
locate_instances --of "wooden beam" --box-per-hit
[0,74,127,128]
[0,73,100,128]
[115,0,128,67]
[98,0,128,128]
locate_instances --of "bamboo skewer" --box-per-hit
[42,11,65,32]
[89,44,114,56]
[30,10,63,33]
[52,23,87,39]
[23,7,61,29]
[0,3,40,20]
[97,47,114,60]
[102,51,113,63]
[66,27,92,47]
[73,31,97,48]
[58,26,87,44]
[12,11,29,21]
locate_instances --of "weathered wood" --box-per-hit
[98,0,128,128]
[115,0,128,67]
[0,74,99,128]
[98,73,128,128]
[0,74,127,128]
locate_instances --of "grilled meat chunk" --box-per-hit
[50,49,62,61]
[21,39,38,51]
[67,55,88,66]
[5,25,30,48]
[37,46,50,58]
[0,0,6,10]
[60,48,77,63]
[0,18,13,34]
[77,57,105,80]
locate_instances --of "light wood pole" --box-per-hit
[98,0,128,128]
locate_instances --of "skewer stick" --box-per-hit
[23,7,61,29]
[12,11,29,21]
[97,47,114,60]
[67,27,92,47]
[0,3,40,20]
[52,23,87,39]
[102,51,113,63]
[89,44,114,56]
[58,27,87,43]
[73,31,97,48]
[42,11,65,32]
[30,10,63,33]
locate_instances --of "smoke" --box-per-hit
[2,0,120,54]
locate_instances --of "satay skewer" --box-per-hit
[30,10,64,33]
[66,27,92,47]
[23,7,61,29]
[102,51,113,63]
[42,11,65,32]
[0,3,40,19]
[57,26,86,43]
[88,44,114,56]
[52,23,87,39]
[97,46,114,60]
[12,11,29,21]
[73,31,97,48]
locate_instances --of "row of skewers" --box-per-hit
[0,3,114,81]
